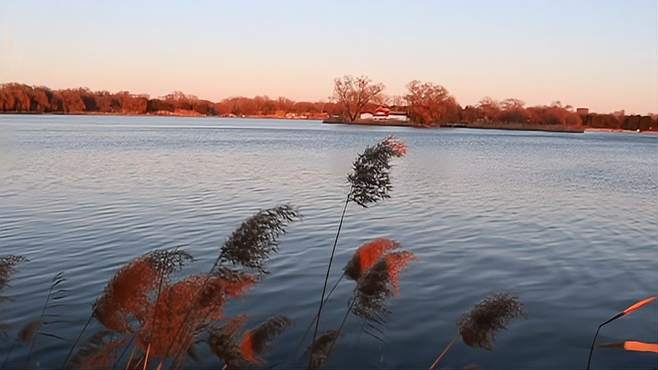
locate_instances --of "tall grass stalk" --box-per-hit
[308,196,350,368]
[307,137,406,367]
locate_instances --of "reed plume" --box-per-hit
[347,136,407,207]
[293,238,401,361]
[0,255,28,300]
[208,316,249,368]
[62,249,192,368]
[239,315,292,364]
[344,239,400,281]
[308,330,339,370]
[457,293,526,351]
[0,255,30,367]
[139,272,256,359]
[599,341,658,353]
[586,295,657,370]
[92,249,192,334]
[0,255,28,368]
[429,293,526,370]
[308,248,415,367]
[219,205,299,274]
[353,251,416,327]
[310,138,406,366]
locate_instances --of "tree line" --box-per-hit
[0,83,338,118]
[1,80,656,131]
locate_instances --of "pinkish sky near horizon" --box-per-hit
[1,0,657,114]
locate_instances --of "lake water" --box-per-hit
[0,115,656,369]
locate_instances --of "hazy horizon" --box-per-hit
[1,0,657,114]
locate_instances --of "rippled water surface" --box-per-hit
[1,115,656,369]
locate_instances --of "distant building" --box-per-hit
[576,107,589,115]
[359,106,409,121]
[387,111,409,121]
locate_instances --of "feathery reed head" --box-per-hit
[211,267,259,299]
[308,330,339,370]
[355,251,415,297]
[622,296,656,316]
[239,315,292,364]
[0,255,28,292]
[93,249,192,333]
[138,271,256,358]
[458,293,526,350]
[353,251,415,328]
[599,341,658,353]
[219,205,299,274]
[344,239,400,281]
[347,136,406,207]
[145,249,193,275]
[208,315,249,367]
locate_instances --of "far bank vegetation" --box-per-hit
[0,80,655,131]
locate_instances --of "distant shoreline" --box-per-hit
[0,111,324,120]
[323,118,591,133]
[3,112,657,135]
[321,118,658,134]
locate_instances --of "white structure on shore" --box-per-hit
[360,106,409,121]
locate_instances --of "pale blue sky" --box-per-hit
[1,0,656,113]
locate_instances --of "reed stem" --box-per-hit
[316,289,363,369]
[428,333,459,370]
[61,313,93,367]
[308,195,350,368]
[294,273,345,356]
[112,332,137,369]
[142,343,151,370]
[586,324,602,370]
[327,297,357,356]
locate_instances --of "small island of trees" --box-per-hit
[326,76,657,132]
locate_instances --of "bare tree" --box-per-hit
[405,80,460,126]
[333,76,385,122]
[477,97,501,121]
